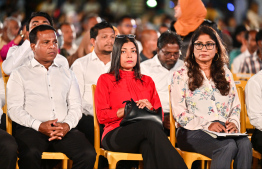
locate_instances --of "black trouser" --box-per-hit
[252,128,262,154]
[15,125,96,169]
[0,128,17,169]
[102,120,187,169]
[177,127,252,169]
[76,114,95,146]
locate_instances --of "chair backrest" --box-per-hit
[91,84,101,152]
[169,85,176,147]
[232,73,253,81]
[0,62,11,134]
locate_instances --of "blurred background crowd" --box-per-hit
[0,0,262,66]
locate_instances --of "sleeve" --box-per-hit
[7,70,42,131]
[0,75,5,123]
[170,70,211,130]
[2,40,31,75]
[0,40,17,60]
[62,71,82,129]
[95,75,122,124]
[226,71,241,130]
[245,76,262,130]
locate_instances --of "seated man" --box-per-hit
[140,31,184,135]
[246,69,262,154]
[0,72,17,169]
[7,25,96,169]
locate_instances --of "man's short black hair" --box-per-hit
[59,22,71,30]
[29,25,56,44]
[256,30,262,43]
[157,30,182,49]
[26,12,53,31]
[90,21,114,39]
[117,15,133,25]
[245,30,258,41]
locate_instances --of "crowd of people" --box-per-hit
[0,0,262,169]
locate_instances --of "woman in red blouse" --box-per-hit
[95,35,187,169]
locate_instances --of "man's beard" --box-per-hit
[7,29,15,41]
[101,49,112,55]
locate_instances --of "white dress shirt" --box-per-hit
[7,58,82,131]
[171,65,241,130]
[245,70,262,131]
[140,55,184,113]
[71,50,111,116]
[0,73,5,123]
[232,49,251,73]
[3,40,69,75]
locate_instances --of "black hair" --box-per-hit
[90,21,114,39]
[232,25,247,48]
[26,12,53,31]
[109,36,141,82]
[117,15,133,25]
[157,30,182,49]
[29,25,56,44]
[185,25,230,95]
[59,22,71,29]
[256,30,262,43]
[245,30,258,40]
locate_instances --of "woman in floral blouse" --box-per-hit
[171,26,252,169]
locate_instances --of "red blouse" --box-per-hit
[95,70,163,140]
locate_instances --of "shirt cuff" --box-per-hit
[62,120,72,130]
[202,121,212,130]
[31,119,42,131]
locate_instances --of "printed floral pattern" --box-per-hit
[170,65,241,130]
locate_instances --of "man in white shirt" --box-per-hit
[7,25,96,169]
[71,21,115,145]
[246,69,262,155]
[0,73,17,169]
[141,31,184,135]
[232,30,257,73]
[2,12,69,75]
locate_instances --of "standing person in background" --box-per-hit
[171,0,220,60]
[59,22,78,57]
[171,26,252,169]
[240,30,262,74]
[232,30,257,73]
[0,17,21,61]
[2,12,69,75]
[95,34,187,169]
[141,31,184,136]
[117,15,143,53]
[140,29,158,62]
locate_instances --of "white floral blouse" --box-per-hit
[170,65,240,131]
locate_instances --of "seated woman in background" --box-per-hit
[171,26,252,169]
[95,35,187,169]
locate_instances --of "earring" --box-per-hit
[215,53,219,61]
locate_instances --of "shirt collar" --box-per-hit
[91,50,99,61]
[31,57,59,68]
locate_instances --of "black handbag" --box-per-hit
[120,98,163,128]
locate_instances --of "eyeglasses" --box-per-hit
[160,49,180,59]
[116,34,136,38]
[194,43,216,50]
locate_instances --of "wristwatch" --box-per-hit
[20,30,24,38]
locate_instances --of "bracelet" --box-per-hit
[20,30,24,38]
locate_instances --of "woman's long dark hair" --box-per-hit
[185,25,230,96]
[109,36,141,81]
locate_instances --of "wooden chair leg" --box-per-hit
[62,159,68,169]
[108,159,118,169]
[201,160,205,169]
[206,161,211,169]
[253,157,258,169]
[94,155,100,169]
[68,159,73,169]
[138,161,143,169]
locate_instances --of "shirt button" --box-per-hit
[51,97,52,99]
[49,85,50,87]
[53,109,54,111]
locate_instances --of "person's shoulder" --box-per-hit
[71,53,92,67]
[140,56,156,67]
[98,73,115,82]
[248,70,262,84]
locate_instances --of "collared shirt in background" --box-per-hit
[141,55,184,113]
[240,52,262,74]
[71,50,111,116]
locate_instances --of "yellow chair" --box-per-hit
[237,85,262,169]
[91,84,143,169]
[168,86,211,169]
[0,64,69,169]
[233,73,253,90]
